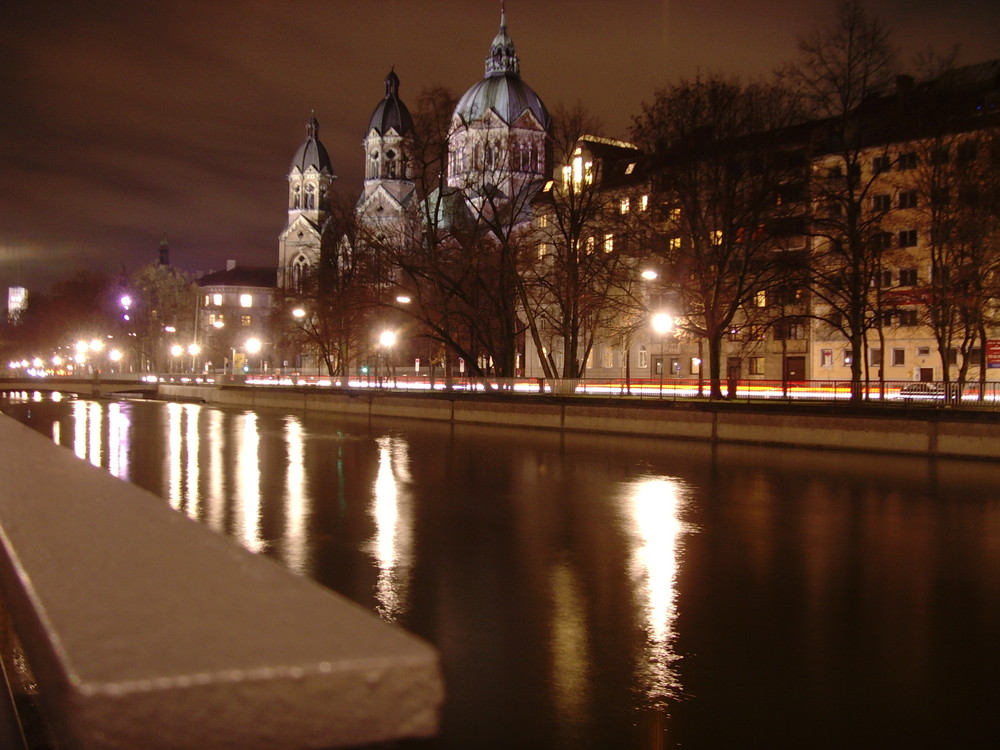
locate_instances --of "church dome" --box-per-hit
[452,8,549,129]
[290,113,334,173]
[367,69,414,136]
[454,73,549,129]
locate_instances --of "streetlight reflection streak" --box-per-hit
[282,417,310,576]
[369,436,413,622]
[235,413,264,553]
[623,476,690,704]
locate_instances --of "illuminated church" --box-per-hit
[277,6,550,288]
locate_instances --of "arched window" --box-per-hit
[484,142,493,168]
[305,184,315,210]
[386,150,397,179]
[530,144,539,174]
[638,345,648,369]
[292,184,301,209]
[292,255,309,293]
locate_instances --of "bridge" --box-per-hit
[0,377,159,399]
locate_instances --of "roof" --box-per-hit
[197,266,277,289]
[367,69,414,137]
[454,9,549,129]
[290,114,334,174]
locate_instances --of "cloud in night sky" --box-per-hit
[2,0,999,292]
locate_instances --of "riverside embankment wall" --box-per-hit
[158,384,1000,461]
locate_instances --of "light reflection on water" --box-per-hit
[622,477,690,704]
[234,412,264,554]
[369,436,414,622]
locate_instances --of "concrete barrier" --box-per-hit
[0,415,443,750]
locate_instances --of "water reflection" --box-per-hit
[368,435,414,622]
[234,412,264,553]
[204,408,225,533]
[282,416,310,576]
[622,476,690,704]
[107,401,131,481]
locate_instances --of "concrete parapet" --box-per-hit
[0,415,443,750]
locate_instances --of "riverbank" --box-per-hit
[157,383,1000,461]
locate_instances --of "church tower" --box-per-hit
[447,6,550,209]
[357,69,417,234]
[278,113,335,291]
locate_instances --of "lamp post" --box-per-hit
[651,312,673,399]
[170,343,184,374]
[246,337,262,375]
[379,329,396,388]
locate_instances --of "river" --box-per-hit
[2,391,999,749]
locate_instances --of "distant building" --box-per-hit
[196,261,276,374]
[7,286,27,324]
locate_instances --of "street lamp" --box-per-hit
[188,343,201,373]
[379,330,396,387]
[170,343,184,373]
[651,312,673,398]
[246,337,262,374]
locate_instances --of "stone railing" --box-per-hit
[0,414,442,750]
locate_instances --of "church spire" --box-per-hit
[485,1,519,77]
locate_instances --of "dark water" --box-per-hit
[3,392,1000,749]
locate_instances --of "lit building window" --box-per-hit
[669,237,681,252]
[240,294,253,308]
[640,195,649,211]
[620,197,630,214]
[710,229,723,245]
[604,233,614,253]
[638,346,648,369]
[755,290,767,307]
[241,315,252,327]
[212,293,223,306]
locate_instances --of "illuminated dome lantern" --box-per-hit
[447,6,550,207]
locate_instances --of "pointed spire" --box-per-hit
[384,66,400,98]
[485,1,519,77]
[159,232,170,266]
[306,111,318,139]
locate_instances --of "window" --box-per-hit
[668,237,681,252]
[956,141,978,163]
[891,348,905,366]
[880,269,893,287]
[710,229,723,246]
[821,349,833,367]
[872,194,891,212]
[746,325,766,341]
[638,346,648,369]
[585,236,596,254]
[727,327,741,342]
[874,231,893,250]
[898,230,917,248]
[844,349,854,366]
[640,195,649,211]
[241,315,251,327]
[899,268,918,286]
[898,309,918,326]
[670,357,681,376]
[897,152,917,170]
[898,191,918,209]
[754,290,767,307]
[620,197,630,214]
[931,147,950,165]
[870,348,883,366]
[212,293,223,306]
[203,294,210,306]
[603,233,614,253]
[873,155,891,174]
[773,321,805,340]
[690,357,701,375]
[749,357,765,375]
[603,346,614,369]
[239,294,253,308]
[917,346,931,357]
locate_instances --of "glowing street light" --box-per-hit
[651,312,673,398]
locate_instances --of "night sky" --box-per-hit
[3,0,999,293]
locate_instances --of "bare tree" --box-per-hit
[783,0,897,399]
[276,192,381,376]
[523,104,644,380]
[632,75,804,399]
